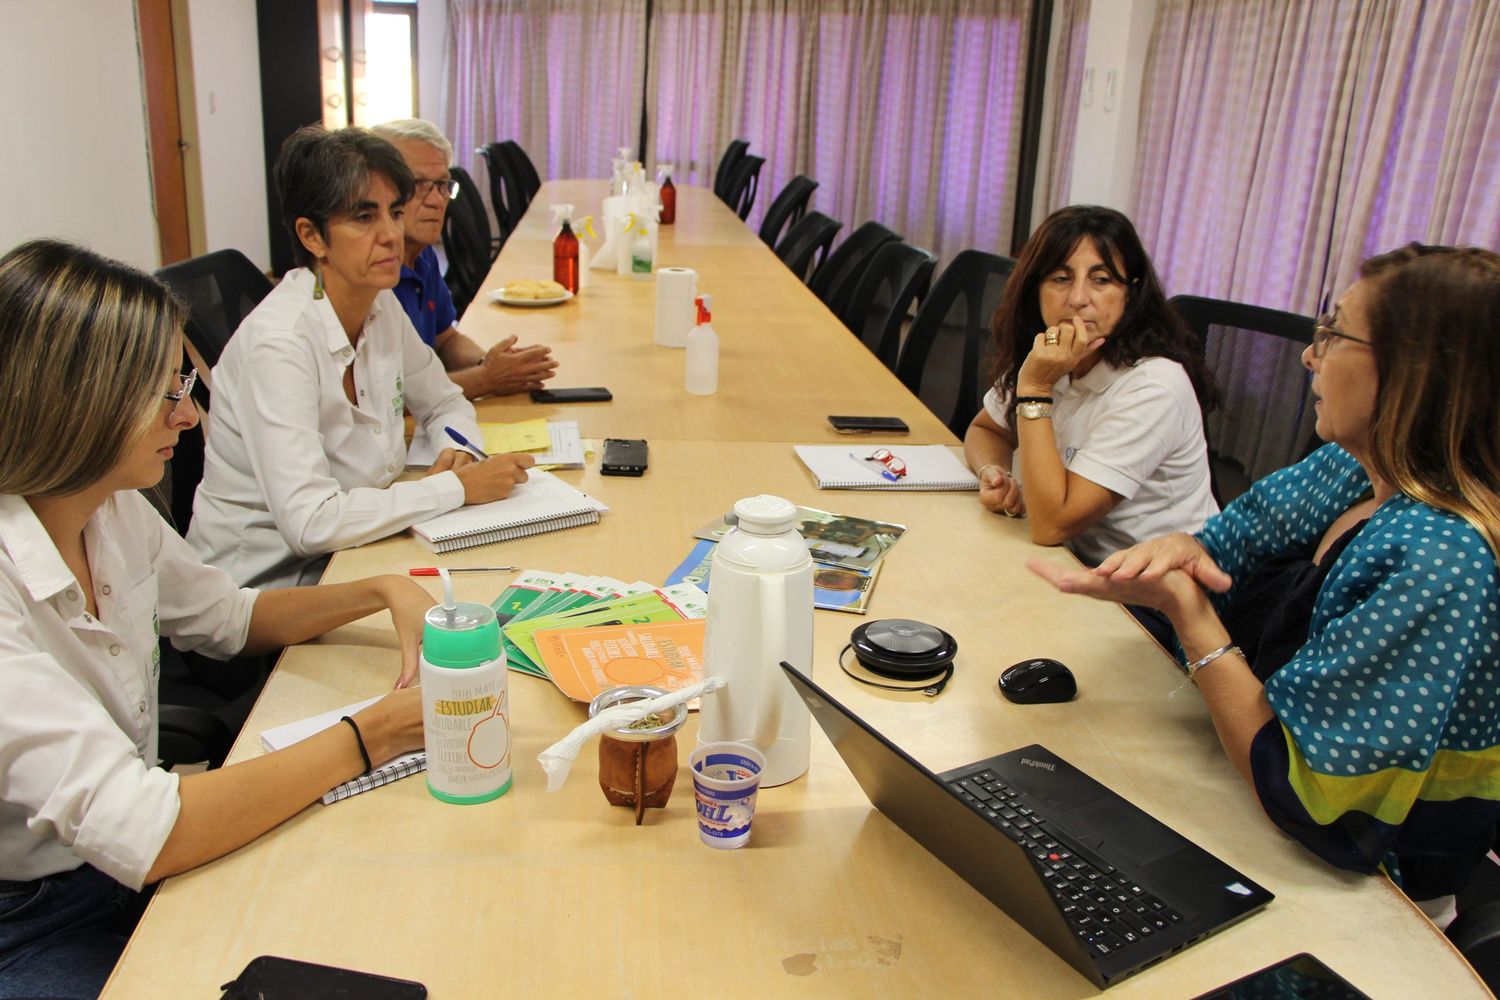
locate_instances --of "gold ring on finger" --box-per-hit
[1044,333,1060,345]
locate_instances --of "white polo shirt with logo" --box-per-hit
[985,356,1219,564]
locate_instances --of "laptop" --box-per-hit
[780,662,1273,989]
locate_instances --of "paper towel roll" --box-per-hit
[654,267,698,348]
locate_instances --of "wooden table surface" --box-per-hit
[104,440,1485,998]
[102,188,1486,998]
[454,182,956,444]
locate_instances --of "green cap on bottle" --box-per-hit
[422,602,500,668]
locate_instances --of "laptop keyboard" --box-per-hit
[951,770,1184,958]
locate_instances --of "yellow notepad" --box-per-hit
[481,418,552,453]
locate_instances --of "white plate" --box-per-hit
[489,286,574,308]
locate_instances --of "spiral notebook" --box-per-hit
[260,696,427,805]
[411,469,608,552]
[793,445,980,491]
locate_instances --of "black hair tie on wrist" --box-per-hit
[340,715,373,775]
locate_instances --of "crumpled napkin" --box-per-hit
[537,676,728,791]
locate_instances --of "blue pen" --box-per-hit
[444,425,489,460]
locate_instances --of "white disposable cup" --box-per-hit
[690,742,766,849]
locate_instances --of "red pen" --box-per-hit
[409,566,516,576]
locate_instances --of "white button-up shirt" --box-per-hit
[0,491,256,889]
[986,356,1219,564]
[187,269,481,589]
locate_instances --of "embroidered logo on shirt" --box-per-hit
[427,300,436,312]
[392,373,404,415]
[151,609,161,679]
[1064,446,1077,463]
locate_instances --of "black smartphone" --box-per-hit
[531,387,613,403]
[1191,953,1370,1000]
[221,956,426,999]
[601,437,649,476]
[828,414,910,434]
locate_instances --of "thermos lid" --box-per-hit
[422,602,500,668]
[732,494,797,534]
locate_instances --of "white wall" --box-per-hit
[417,0,447,127]
[184,0,270,270]
[0,0,160,268]
[1067,0,1157,211]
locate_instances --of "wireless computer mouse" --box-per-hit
[999,657,1077,704]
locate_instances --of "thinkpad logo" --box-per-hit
[1020,757,1056,771]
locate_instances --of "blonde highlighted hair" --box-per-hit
[0,239,183,497]
[1360,243,1500,557]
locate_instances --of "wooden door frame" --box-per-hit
[136,0,193,265]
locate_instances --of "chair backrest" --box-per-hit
[713,139,750,200]
[1170,295,1318,503]
[441,165,495,316]
[758,174,819,247]
[809,221,902,319]
[896,250,1017,437]
[723,154,764,220]
[477,144,514,243]
[837,242,937,372]
[499,140,542,200]
[155,249,273,372]
[775,212,843,284]
[497,140,541,221]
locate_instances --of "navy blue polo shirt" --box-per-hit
[393,245,458,348]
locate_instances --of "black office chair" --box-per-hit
[809,221,902,320]
[1170,295,1318,504]
[441,165,497,316]
[775,212,843,284]
[758,174,818,247]
[722,154,764,221]
[837,242,937,372]
[476,143,515,245]
[713,139,750,201]
[896,250,1017,437]
[499,139,542,202]
[155,249,273,374]
[1450,839,1500,994]
[155,250,274,530]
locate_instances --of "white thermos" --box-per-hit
[420,573,512,804]
[698,495,814,786]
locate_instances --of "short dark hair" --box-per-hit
[987,205,1216,427]
[272,125,416,267]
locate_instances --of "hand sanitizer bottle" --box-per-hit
[685,294,718,395]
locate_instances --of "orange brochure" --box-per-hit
[534,619,706,703]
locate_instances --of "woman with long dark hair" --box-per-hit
[964,205,1218,564]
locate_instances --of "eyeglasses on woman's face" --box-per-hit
[162,368,197,419]
[1311,313,1372,359]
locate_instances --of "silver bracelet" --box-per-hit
[1185,642,1243,681]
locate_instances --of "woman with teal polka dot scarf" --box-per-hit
[1030,245,1500,917]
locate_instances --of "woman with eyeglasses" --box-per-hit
[0,240,430,999]
[1030,245,1500,920]
[186,125,534,590]
[964,205,1219,566]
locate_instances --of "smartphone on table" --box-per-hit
[531,387,612,403]
[220,955,426,999]
[828,415,910,434]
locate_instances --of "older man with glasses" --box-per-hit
[373,119,557,400]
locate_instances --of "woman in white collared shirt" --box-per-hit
[187,126,533,589]
[0,240,431,1000]
[963,206,1219,566]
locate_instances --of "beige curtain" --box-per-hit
[647,0,1033,265]
[1133,0,1500,486]
[444,0,647,216]
[1034,0,1090,220]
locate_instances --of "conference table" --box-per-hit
[101,186,1487,998]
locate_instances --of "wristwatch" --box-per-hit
[1017,400,1052,420]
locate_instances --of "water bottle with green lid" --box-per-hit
[420,570,511,804]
